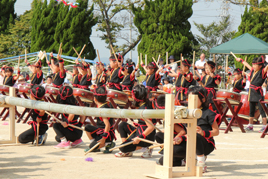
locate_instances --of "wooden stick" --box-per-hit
[84,142,100,155]
[58,43,62,56]
[149,143,164,149]
[97,49,101,63]
[157,54,161,65]
[192,51,195,75]
[145,54,147,66]
[137,56,139,67]
[73,47,80,57]
[166,52,168,65]
[109,141,134,151]
[45,111,85,131]
[230,51,237,59]
[213,54,216,63]
[136,138,159,145]
[152,57,160,68]
[110,44,119,63]
[36,123,39,146]
[142,117,162,133]
[243,56,247,72]
[79,44,86,58]
[140,53,142,64]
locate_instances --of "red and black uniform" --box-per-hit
[72,74,81,88]
[118,103,156,153]
[121,74,135,91]
[3,76,16,86]
[145,73,161,92]
[85,103,116,148]
[95,73,106,87]
[30,71,43,87]
[174,71,193,101]
[202,73,221,111]
[53,113,83,142]
[78,74,92,90]
[160,108,220,166]
[52,71,66,88]
[18,110,48,143]
[248,68,267,118]
[233,78,245,93]
[108,67,124,91]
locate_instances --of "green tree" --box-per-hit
[31,0,97,60]
[0,0,17,34]
[194,15,236,67]
[0,10,32,58]
[92,0,143,57]
[133,0,195,69]
[234,0,268,69]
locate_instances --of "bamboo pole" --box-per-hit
[109,141,134,151]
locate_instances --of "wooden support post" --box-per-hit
[9,87,16,143]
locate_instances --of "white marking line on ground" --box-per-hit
[207,159,268,163]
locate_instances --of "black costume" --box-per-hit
[118,103,156,153]
[3,76,16,86]
[248,68,267,118]
[52,71,66,88]
[121,74,135,91]
[72,74,81,88]
[53,113,83,142]
[18,110,48,143]
[85,103,116,148]
[30,71,43,86]
[145,73,161,92]
[232,78,245,93]
[78,74,92,90]
[107,67,124,91]
[175,71,193,100]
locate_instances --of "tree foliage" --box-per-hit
[194,15,236,67]
[233,0,268,69]
[0,0,17,34]
[31,0,97,60]
[0,10,32,58]
[133,0,195,70]
[92,0,143,57]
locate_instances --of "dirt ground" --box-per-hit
[1,107,268,179]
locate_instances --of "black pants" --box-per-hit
[118,122,155,153]
[18,124,48,144]
[249,101,266,118]
[85,124,114,148]
[158,134,214,166]
[53,123,83,142]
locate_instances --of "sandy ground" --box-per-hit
[0,107,268,179]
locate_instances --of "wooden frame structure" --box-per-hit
[147,94,213,179]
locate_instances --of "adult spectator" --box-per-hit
[195,53,207,74]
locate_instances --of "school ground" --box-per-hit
[1,107,268,179]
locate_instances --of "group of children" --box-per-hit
[2,51,268,172]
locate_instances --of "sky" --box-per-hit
[14,0,246,64]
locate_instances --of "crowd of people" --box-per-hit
[0,51,267,173]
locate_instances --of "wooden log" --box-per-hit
[109,141,134,151]
[84,142,100,155]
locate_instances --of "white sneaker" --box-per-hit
[197,160,207,173]
[115,151,133,157]
[141,148,153,158]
